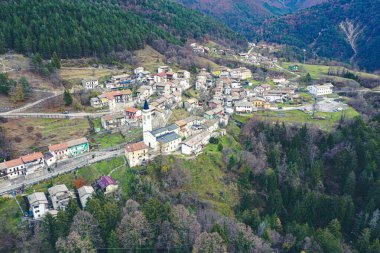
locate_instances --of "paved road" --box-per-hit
[0,149,124,195]
[2,90,64,114]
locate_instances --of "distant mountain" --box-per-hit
[0,0,245,59]
[176,0,327,36]
[257,0,380,71]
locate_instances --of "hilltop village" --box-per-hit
[0,40,366,237]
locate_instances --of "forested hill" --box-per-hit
[256,0,380,72]
[175,0,327,38]
[0,0,245,59]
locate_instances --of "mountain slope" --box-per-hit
[257,0,380,71]
[176,0,327,37]
[0,0,244,59]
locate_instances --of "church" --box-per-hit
[142,101,182,153]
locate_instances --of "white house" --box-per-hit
[235,101,255,113]
[77,185,95,209]
[28,192,48,219]
[44,152,57,168]
[307,83,334,96]
[82,78,99,90]
[0,158,25,179]
[181,131,211,155]
[48,184,74,211]
[21,152,45,176]
[134,67,145,75]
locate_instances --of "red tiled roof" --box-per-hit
[125,141,148,153]
[49,142,68,152]
[101,90,132,100]
[125,107,139,113]
[4,158,24,168]
[156,72,166,78]
[21,152,43,163]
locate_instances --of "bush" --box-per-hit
[209,137,219,144]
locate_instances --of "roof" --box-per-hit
[21,152,44,163]
[151,124,178,137]
[175,120,187,128]
[4,158,24,168]
[82,78,98,82]
[67,138,88,148]
[235,101,252,107]
[157,132,181,144]
[44,152,54,160]
[78,186,94,198]
[97,176,117,190]
[101,90,132,100]
[183,131,211,146]
[156,72,167,78]
[143,100,149,110]
[28,192,48,206]
[125,107,139,113]
[125,141,148,153]
[112,74,130,79]
[48,184,69,196]
[49,142,69,152]
[102,113,125,121]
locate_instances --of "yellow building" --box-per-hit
[252,98,271,109]
[125,141,149,167]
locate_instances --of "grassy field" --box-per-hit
[58,68,120,85]
[282,62,380,80]
[233,107,359,131]
[282,62,329,79]
[182,150,239,217]
[3,118,90,155]
[91,132,126,149]
[0,195,26,235]
[168,108,190,124]
[135,46,166,73]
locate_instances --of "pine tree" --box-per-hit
[51,52,61,69]
[63,89,73,106]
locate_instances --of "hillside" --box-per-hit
[176,0,326,36]
[257,0,380,72]
[0,0,244,59]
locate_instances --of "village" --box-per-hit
[0,42,351,221]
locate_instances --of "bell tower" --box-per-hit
[142,100,152,133]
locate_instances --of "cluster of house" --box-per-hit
[88,66,191,110]
[27,175,118,220]
[190,43,235,56]
[88,66,191,130]
[124,100,223,167]
[0,138,89,180]
[238,52,277,67]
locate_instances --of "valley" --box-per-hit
[0,0,379,252]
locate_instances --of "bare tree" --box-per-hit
[172,205,201,247]
[56,231,95,253]
[69,211,104,249]
[117,210,152,250]
[193,232,227,253]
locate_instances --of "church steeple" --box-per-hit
[142,100,152,133]
[143,100,149,111]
